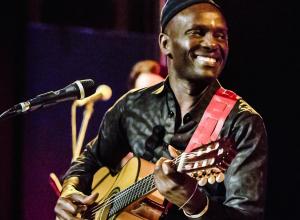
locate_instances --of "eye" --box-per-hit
[187,29,206,37]
[214,31,228,40]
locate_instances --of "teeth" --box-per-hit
[196,56,216,65]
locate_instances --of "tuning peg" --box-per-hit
[208,175,216,184]
[210,141,218,150]
[217,148,224,156]
[198,177,208,186]
[216,172,225,183]
[212,167,221,173]
[197,170,203,177]
[206,146,212,152]
[191,172,199,178]
[215,141,220,149]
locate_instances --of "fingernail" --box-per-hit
[162,163,169,174]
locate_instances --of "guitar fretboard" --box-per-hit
[85,141,230,219]
[108,173,156,217]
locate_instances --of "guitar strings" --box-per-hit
[89,179,157,219]
[87,149,215,218]
[87,148,218,218]
[88,140,221,214]
[86,151,203,218]
[87,175,156,218]
[86,140,224,218]
[86,153,187,217]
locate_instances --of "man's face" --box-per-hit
[163,3,229,82]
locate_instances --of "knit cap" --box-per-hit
[160,0,221,31]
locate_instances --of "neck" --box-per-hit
[169,75,212,117]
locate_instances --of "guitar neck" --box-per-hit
[94,139,232,219]
[109,173,156,217]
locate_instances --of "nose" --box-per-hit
[201,33,217,51]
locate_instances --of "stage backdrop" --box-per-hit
[22,23,159,220]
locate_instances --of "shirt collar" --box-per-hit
[151,76,170,95]
[152,76,221,96]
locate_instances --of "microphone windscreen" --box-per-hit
[96,84,112,101]
[74,84,112,106]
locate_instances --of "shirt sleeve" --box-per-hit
[199,111,268,220]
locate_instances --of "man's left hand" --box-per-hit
[153,147,207,214]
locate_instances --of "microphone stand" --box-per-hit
[49,100,95,196]
[72,101,94,161]
[48,85,112,196]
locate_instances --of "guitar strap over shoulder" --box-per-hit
[163,87,240,215]
[185,87,240,152]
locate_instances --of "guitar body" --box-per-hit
[87,157,165,220]
[82,139,235,220]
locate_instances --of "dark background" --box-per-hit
[0,0,298,219]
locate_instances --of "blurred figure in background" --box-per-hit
[128,59,164,89]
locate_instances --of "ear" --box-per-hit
[159,33,172,57]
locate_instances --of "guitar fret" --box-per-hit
[108,174,156,217]
[140,175,148,197]
[96,140,234,219]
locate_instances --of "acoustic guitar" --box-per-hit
[81,138,236,220]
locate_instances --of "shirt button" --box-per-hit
[183,114,191,124]
[168,111,174,118]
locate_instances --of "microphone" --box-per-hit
[0,79,95,120]
[74,84,112,107]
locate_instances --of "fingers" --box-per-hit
[154,158,199,207]
[154,158,167,183]
[82,193,99,205]
[155,158,176,176]
[154,158,171,190]
[168,145,181,158]
[55,197,82,220]
[55,197,78,214]
[68,193,89,204]
[56,211,82,220]
[162,159,176,176]
[55,193,98,220]
[154,158,185,187]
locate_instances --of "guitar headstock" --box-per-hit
[176,138,236,186]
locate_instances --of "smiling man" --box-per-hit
[55,1,268,220]
[161,2,228,81]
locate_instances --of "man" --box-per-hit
[55,0,268,219]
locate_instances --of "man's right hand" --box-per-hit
[55,190,98,220]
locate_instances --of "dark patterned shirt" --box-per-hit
[64,79,268,220]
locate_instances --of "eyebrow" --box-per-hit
[185,24,228,34]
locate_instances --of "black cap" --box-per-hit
[160,0,221,32]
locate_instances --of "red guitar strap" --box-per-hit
[185,87,240,152]
[163,87,240,215]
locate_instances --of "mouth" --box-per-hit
[194,55,219,67]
